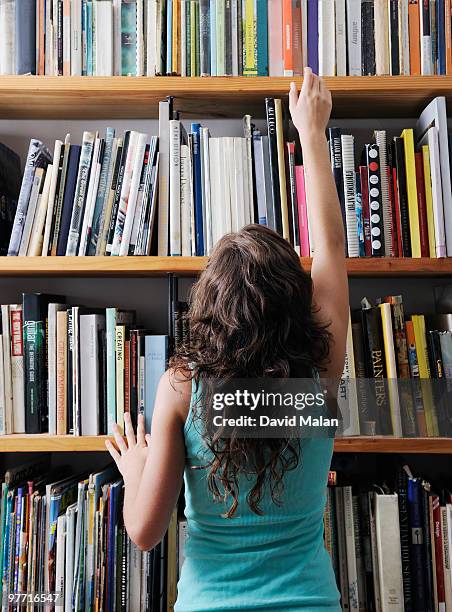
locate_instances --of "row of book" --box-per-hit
[341,291,452,439]
[1,0,451,78]
[4,95,452,259]
[0,459,186,611]
[325,466,452,611]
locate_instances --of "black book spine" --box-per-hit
[358,492,375,611]
[159,535,168,612]
[328,127,347,237]
[199,0,211,76]
[365,143,385,257]
[23,295,45,433]
[389,0,400,74]
[98,328,107,434]
[106,131,131,254]
[67,308,74,435]
[427,329,451,436]
[397,468,413,611]
[56,145,81,256]
[57,0,63,76]
[225,0,233,75]
[237,0,243,75]
[393,137,412,256]
[420,483,435,611]
[265,98,282,235]
[287,143,300,249]
[361,0,376,75]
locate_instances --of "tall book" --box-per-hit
[144,336,169,432]
[401,129,421,257]
[341,135,359,257]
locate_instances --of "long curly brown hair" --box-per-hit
[171,224,331,517]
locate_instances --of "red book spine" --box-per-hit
[359,166,371,256]
[295,165,310,257]
[415,152,429,257]
[433,496,446,609]
[387,166,398,257]
[392,167,403,258]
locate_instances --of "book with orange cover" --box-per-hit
[408,0,421,74]
[283,0,294,76]
[405,320,427,436]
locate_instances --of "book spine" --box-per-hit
[401,129,421,257]
[409,0,421,73]
[393,137,412,256]
[374,131,392,256]
[421,144,437,257]
[361,0,376,75]
[106,308,116,434]
[23,296,46,434]
[253,132,268,226]
[399,0,411,74]
[374,0,390,74]
[391,165,403,257]
[224,0,232,75]
[389,0,400,74]
[115,325,125,431]
[414,151,430,256]
[65,132,95,256]
[307,0,319,72]
[421,0,433,73]
[15,0,37,74]
[335,0,347,74]
[359,165,372,256]
[199,0,211,75]
[158,101,170,255]
[169,120,182,256]
[9,306,25,435]
[243,0,257,75]
[121,0,137,75]
[328,128,347,248]
[274,99,290,241]
[346,0,361,75]
[286,142,300,253]
[318,0,336,75]
[144,336,168,432]
[50,140,71,256]
[256,0,268,75]
[437,0,446,73]
[341,135,359,257]
[56,310,67,435]
[268,0,283,75]
[283,0,294,76]
[446,0,452,74]
[378,302,403,436]
[432,496,446,609]
[343,486,360,611]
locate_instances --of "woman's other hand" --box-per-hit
[288,68,332,147]
[105,412,151,483]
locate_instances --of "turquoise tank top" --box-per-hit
[175,377,341,612]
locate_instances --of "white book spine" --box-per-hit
[78,137,102,256]
[110,131,139,255]
[0,0,15,75]
[19,170,44,257]
[158,101,170,255]
[66,132,95,256]
[230,138,242,233]
[231,0,239,76]
[341,135,359,257]
[374,0,390,75]
[318,0,336,76]
[180,144,192,256]
[239,138,250,228]
[147,1,157,76]
[169,121,182,256]
[55,514,66,604]
[209,138,221,247]
[120,132,148,256]
[28,167,52,257]
[0,335,5,435]
[343,486,360,612]
[434,99,452,256]
[427,127,447,258]
[178,520,188,574]
[335,0,347,75]
[80,315,105,436]
[375,494,404,611]
[223,138,234,233]
[70,0,82,75]
[368,492,382,611]
[338,312,360,436]
[202,127,213,254]
[136,0,145,76]
[346,0,362,75]
[113,0,121,75]
[129,541,143,610]
[399,0,410,74]
[42,141,63,256]
[95,1,113,75]
[374,131,392,256]
[62,0,71,75]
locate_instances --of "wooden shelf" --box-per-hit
[0,256,452,277]
[0,434,451,453]
[0,76,452,119]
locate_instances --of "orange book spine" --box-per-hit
[446,0,452,74]
[408,0,421,75]
[283,0,294,76]
[405,320,427,437]
[37,0,46,75]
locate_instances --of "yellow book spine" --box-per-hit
[422,144,437,258]
[411,315,439,436]
[243,0,257,75]
[190,1,197,76]
[167,508,178,612]
[275,99,290,241]
[115,325,125,431]
[401,129,421,257]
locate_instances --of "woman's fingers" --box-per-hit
[124,412,136,447]
[105,439,121,464]
[112,423,128,454]
[302,67,313,94]
[145,433,152,447]
[137,413,146,446]
[289,81,298,114]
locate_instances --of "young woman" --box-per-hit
[106,69,349,611]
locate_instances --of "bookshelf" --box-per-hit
[0,256,451,278]
[0,434,451,454]
[1,75,452,119]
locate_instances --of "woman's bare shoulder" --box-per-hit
[157,368,192,422]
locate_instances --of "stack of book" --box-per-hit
[1,0,451,77]
[325,466,452,611]
[5,95,452,259]
[0,292,191,435]
[341,292,452,439]
[0,460,185,611]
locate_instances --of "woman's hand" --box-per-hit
[288,68,332,146]
[105,412,151,484]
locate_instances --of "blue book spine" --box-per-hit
[191,123,204,256]
[307,0,319,74]
[82,1,88,76]
[167,0,173,74]
[86,0,93,76]
[256,0,268,75]
[210,0,217,75]
[437,0,446,74]
[15,0,36,74]
[407,478,427,610]
[144,335,168,432]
